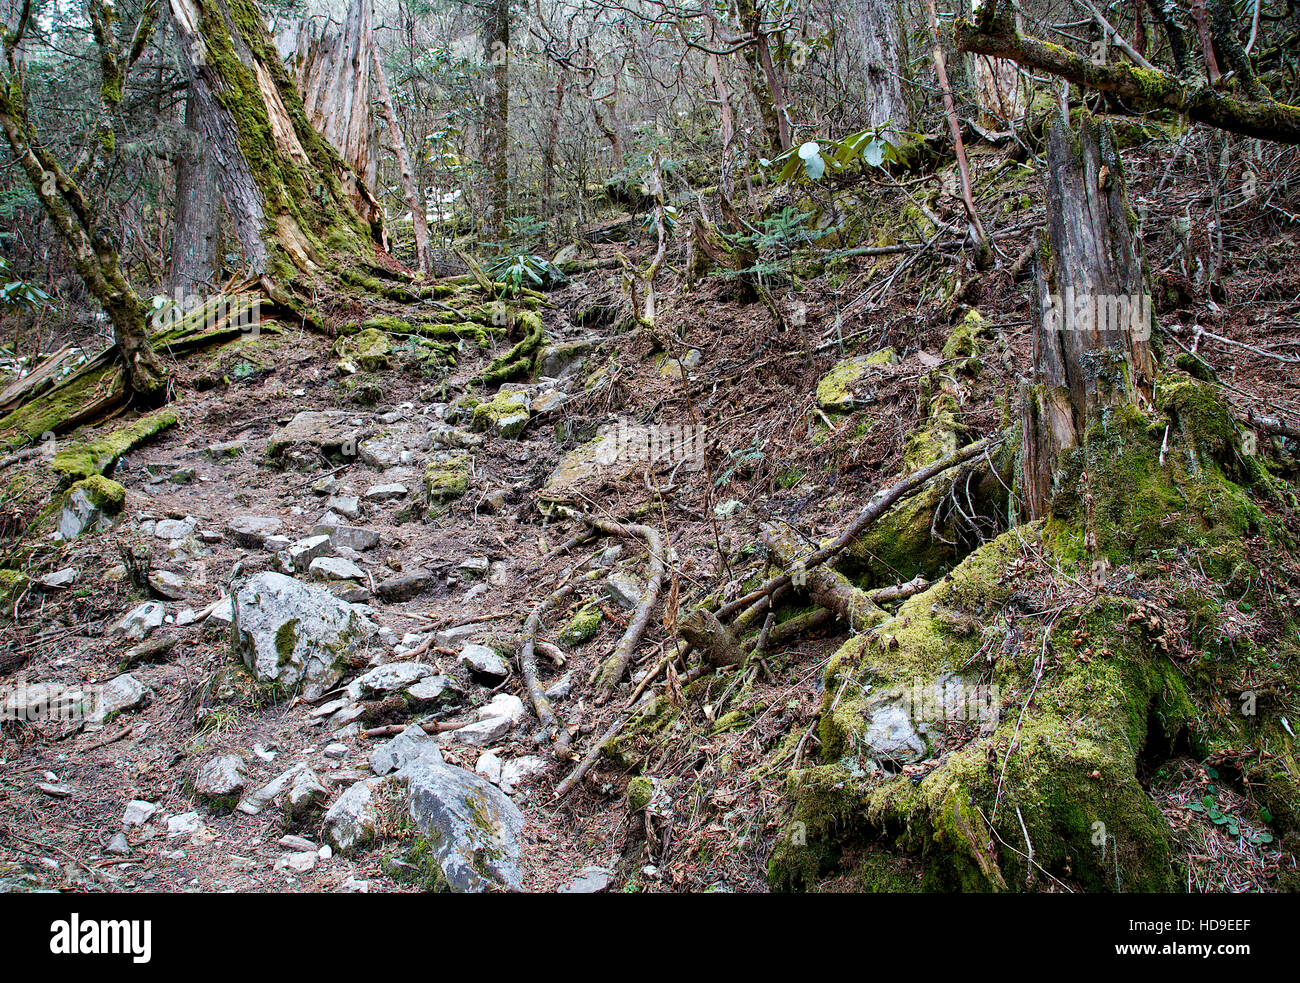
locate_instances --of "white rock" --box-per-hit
[231,572,376,700]
[114,602,165,641]
[122,800,157,828]
[308,556,366,581]
[459,643,509,679]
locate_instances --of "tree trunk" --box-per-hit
[1021,113,1155,519]
[169,88,222,295]
[852,0,906,139]
[166,0,376,276]
[371,45,430,273]
[0,0,167,399]
[288,0,384,243]
[737,0,791,153]
[482,0,510,242]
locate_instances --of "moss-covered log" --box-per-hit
[956,2,1300,144]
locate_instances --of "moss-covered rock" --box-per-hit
[425,452,471,502]
[471,390,530,439]
[559,604,603,646]
[333,327,392,371]
[71,474,127,514]
[816,349,897,412]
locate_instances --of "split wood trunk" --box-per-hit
[1021,113,1155,519]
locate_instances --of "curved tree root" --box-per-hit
[519,582,577,757]
[557,508,667,701]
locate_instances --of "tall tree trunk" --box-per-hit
[288,0,384,243]
[482,0,509,242]
[166,0,376,277]
[852,0,906,139]
[169,88,222,295]
[736,0,791,153]
[371,45,430,273]
[1021,113,1155,518]
[542,66,566,207]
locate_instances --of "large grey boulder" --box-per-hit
[231,571,376,699]
[324,758,524,893]
[401,757,525,893]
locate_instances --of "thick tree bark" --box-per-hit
[852,0,906,138]
[1021,114,1155,518]
[169,88,222,295]
[288,0,384,240]
[482,0,510,241]
[167,0,376,276]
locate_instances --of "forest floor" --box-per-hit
[1,129,1299,893]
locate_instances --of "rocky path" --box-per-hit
[0,293,671,894]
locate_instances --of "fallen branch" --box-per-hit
[957,3,1300,144]
[554,695,654,799]
[713,435,1000,624]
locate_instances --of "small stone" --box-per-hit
[604,570,643,609]
[227,515,283,547]
[92,673,150,720]
[459,643,509,680]
[205,596,235,625]
[405,675,458,708]
[277,834,317,852]
[365,483,408,501]
[369,724,443,776]
[323,743,348,759]
[284,535,335,571]
[499,755,549,794]
[348,662,433,699]
[318,525,379,551]
[325,495,361,518]
[167,812,202,837]
[558,866,614,893]
[114,601,165,641]
[476,693,526,726]
[376,569,435,602]
[459,556,490,577]
[479,488,510,513]
[308,556,366,581]
[106,832,131,856]
[39,567,78,590]
[148,569,187,599]
[205,440,246,459]
[450,715,511,746]
[544,672,573,701]
[276,851,317,873]
[196,755,247,800]
[123,800,157,827]
[155,517,197,540]
[475,751,503,785]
